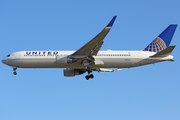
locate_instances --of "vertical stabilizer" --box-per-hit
[143,24,177,52]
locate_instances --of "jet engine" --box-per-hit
[64,68,86,77]
[56,56,77,64]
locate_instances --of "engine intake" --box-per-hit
[64,68,86,77]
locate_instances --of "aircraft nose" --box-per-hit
[2,57,8,64]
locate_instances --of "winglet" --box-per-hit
[106,16,117,27]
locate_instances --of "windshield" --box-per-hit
[7,54,10,57]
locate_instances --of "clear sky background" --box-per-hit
[0,0,180,120]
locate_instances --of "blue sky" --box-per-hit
[0,0,180,120]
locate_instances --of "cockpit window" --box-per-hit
[7,54,10,57]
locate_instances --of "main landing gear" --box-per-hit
[85,74,94,80]
[85,67,94,80]
[13,67,17,75]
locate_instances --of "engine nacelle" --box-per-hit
[56,56,77,64]
[64,68,85,77]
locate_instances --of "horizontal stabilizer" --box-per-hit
[150,45,175,57]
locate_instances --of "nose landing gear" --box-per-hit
[13,67,17,75]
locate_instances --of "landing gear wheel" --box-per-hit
[12,67,17,75]
[85,76,89,80]
[13,71,17,75]
[85,74,94,80]
[90,74,94,79]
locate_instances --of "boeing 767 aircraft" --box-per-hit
[2,16,177,80]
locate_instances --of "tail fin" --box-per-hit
[143,24,177,52]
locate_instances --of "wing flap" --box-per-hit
[91,40,104,55]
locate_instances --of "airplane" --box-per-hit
[2,16,177,80]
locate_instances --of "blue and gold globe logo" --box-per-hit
[143,37,167,52]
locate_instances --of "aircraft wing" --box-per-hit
[71,16,117,58]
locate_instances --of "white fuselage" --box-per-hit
[2,50,174,69]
